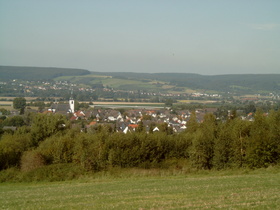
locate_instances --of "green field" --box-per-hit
[1,168,279,209]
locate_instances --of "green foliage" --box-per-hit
[1,110,280,181]
[246,110,279,168]
[13,97,26,114]
[186,111,199,133]
[158,122,173,135]
[190,113,216,169]
[164,98,174,107]
[136,120,144,133]
[30,113,69,146]
[268,110,280,161]
[0,133,31,170]
[0,108,10,115]
[37,129,78,165]
[213,119,250,169]
[142,114,152,120]
[20,150,45,172]
[2,116,25,127]
[73,132,109,171]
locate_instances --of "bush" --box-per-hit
[20,150,45,172]
[0,167,21,182]
[0,133,31,170]
[0,164,87,182]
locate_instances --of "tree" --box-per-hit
[2,116,25,127]
[74,100,79,111]
[246,109,278,168]
[186,111,199,133]
[245,102,256,114]
[0,108,10,115]
[13,97,26,114]
[164,98,173,107]
[190,113,216,169]
[30,113,68,146]
[36,101,45,112]
[136,120,144,133]
[0,132,31,170]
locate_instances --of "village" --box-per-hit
[0,78,225,102]
[41,97,259,134]
[1,91,278,135]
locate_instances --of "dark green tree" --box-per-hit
[186,111,199,133]
[30,113,69,146]
[136,120,144,133]
[36,101,45,112]
[2,116,25,127]
[164,98,173,107]
[246,109,275,168]
[0,108,10,115]
[13,97,27,114]
[190,113,216,169]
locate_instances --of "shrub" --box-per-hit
[20,150,45,172]
[0,133,31,170]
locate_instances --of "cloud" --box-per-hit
[250,23,279,30]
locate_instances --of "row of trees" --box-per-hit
[0,110,279,174]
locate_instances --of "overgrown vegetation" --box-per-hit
[0,109,279,182]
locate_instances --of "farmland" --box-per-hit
[0,167,279,209]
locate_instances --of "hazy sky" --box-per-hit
[1,0,279,75]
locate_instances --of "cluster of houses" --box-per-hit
[67,108,203,133]
[1,97,267,134]
[45,99,218,133]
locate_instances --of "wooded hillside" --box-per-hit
[0,66,90,80]
[99,72,280,93]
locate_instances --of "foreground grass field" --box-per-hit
[1,168,279,209]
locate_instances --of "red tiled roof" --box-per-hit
[128,124,138,128]
[89,121,97,126]
[70,116,78,120]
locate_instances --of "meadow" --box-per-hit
[1,167,279,209]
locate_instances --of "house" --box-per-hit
[49,103,71,115]
[48,98,75,115]
[74,110,86,119]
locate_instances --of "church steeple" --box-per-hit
[69,88,74,113]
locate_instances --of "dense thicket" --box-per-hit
[0,111,279,177]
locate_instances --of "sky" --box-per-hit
[0,0,280,75]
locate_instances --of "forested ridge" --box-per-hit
[0,66,90,80]
[101,72,280,93]
[1,66,280,94]
[0,109,279,182]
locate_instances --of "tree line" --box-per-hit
[0,109,279,180]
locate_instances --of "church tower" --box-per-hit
[69,89,75,113]
[69,98,74,113]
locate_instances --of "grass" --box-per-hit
[0,167,279,209]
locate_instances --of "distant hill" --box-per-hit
[97,72,280,93]
[1,66,279,94]
[0,66,90,80]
